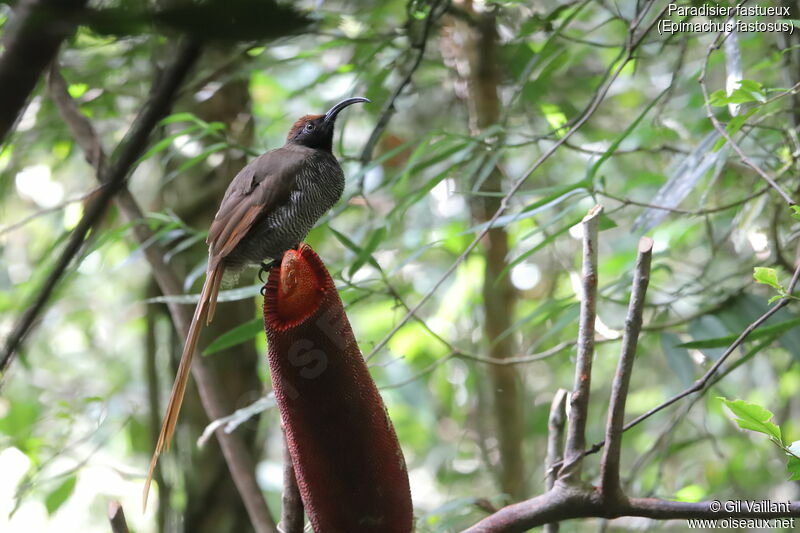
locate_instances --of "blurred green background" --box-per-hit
[1,0,800,531]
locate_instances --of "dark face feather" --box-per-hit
[286,114,330,150]
[285,97,370,151]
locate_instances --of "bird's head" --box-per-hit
[286,97,369,151]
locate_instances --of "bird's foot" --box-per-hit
[258,259,281,290]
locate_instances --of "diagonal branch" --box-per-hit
[44,56,279,533]
[699,30,796,206]
[466,235,800,533]
[464,488,800,533]
[365,1,665,363]
[543,389,568,533]
[0,0,87,146]
[357,0,445,167]
[619,258,800,434]
[0,40,202,377]
[280,431,304,533]
[107,501,130,533]
[600,237,652,499]
[559,205,602,483]
[551,254,800,472]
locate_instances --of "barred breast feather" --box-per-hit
[207,143,345,271]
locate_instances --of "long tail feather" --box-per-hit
[206,266,224,325]
[143,265,223,510]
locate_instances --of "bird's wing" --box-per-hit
[206,146,310,265]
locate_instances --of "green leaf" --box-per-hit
[678,316,800,349]
[138,125,201,163]
[787,441,800,480]
[203,318,264,356]
[67,83,88,99]
[713,108,757,151]
[349,227,386,277]
[753,267,783,291]
[45,475,77,515]
[708,89,730,106]
[176,142,228,173]
[674,484,705,502]
[719,397,782,444]
[788,456,800,481]
[738,79,767,103]
[791,205,800,221]
[598,212,618,231]
[467,181,589,237]
[329,226,364,256]
[709,80,767,106]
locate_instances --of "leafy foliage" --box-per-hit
[1,0,800,530]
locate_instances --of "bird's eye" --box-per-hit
[304,123,315,132]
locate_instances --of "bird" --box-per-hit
[143,96,369,507]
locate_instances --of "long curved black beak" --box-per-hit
[323,97,370,125]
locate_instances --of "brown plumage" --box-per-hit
[143,97,369,508]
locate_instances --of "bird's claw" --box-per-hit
[258,260,280,289]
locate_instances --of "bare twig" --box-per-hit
[457,342,574,365]
[197,393,277,447]
[358,0,445,167]
[560,205,602,483]
[600,237,652,499]
[620,259,800,433]
[0,0,87,145]
[379,351,457,390]
[699,32,796,206]
[379,341,578,390]
[595,174,782,217]
[108,501,130,533]
[554,258,800,471]
[280,432,304,533]
[0,186,102,237]
[464,489,800,533]
[0,40,202,377]
[365,2,663,363]
[543,389,568,533]
[47,66,107,170]
[45,55,279,533]
[466,230,800,533]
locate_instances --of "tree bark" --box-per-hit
[156,50,263,533]
[452,6,527,501]
[0,0,87,146]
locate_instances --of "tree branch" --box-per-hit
[357,0,445,167]
[600,237,652,499]
[0,0,87,146]
[467,239,800,533]
[43,53,279,533]
[551,258,800,471]
[468,226,800,532]
[699,29,796,206]
[365,1,664,363]
[464,485,800,533]
[0,40,202,377]
[619,258,800,433]
[280,431,304,533]
[543,389,568,533]
[560,205,602,483]
[107,501,130,533]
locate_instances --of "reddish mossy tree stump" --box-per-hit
[263,244,412,532]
